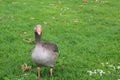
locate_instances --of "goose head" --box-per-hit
[34,25,42,35]
[34,25,42,43]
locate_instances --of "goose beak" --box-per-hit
[36,28,41,35]
[35,24,42,35]
[37,32,41,35]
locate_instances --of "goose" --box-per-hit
[32,25,58,78]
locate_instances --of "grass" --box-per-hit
[0,0,120,80]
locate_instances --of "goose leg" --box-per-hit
[37,66,41,78]
[50,67,53,77]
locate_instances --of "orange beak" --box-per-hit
[36,28,41,35]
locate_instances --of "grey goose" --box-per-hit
[32,25,58,78]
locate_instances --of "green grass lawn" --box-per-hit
[0,0,120,80]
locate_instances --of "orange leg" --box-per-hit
[50,67,53,77]
[37,66,40,78]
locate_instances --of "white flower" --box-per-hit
[87,69,105,76]
[99,70,105,76]
[94,70,97,74]
[87,70,94,76]
[106,62,109,64]
[117,66,120,69]
[97,69,105,76]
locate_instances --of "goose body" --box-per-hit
[32,43,58,67]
